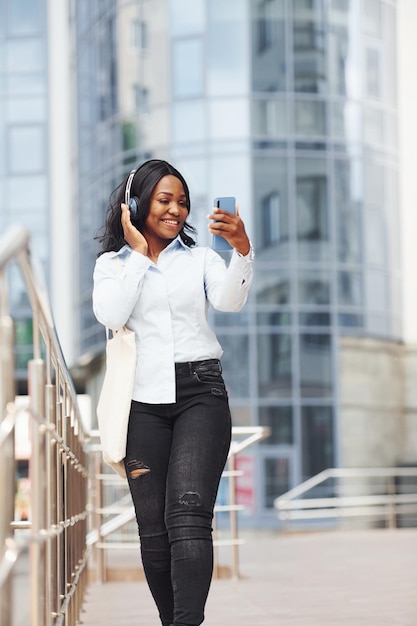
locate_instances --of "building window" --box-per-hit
[296,175,328,241]
[173,38,204,98]
[132,20,147,52]
[258,333,293,398]
[301,406,334,481]
[261,192,280,247]
[299,333,332,398]
[365,47,381,99]
[134,85,149,113]
[264,457,290,505]
[259,406,293,445]
[257,0,276,53]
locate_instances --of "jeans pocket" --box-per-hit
[194,369,224,385]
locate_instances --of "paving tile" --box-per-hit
[81,529,417,626]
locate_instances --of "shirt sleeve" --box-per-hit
[204,243,254,312]
[92,249,152,329]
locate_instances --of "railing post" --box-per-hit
[227,449,240,580]
[386,476,397,529]
[28,358,47,626]
[0,316,16,626]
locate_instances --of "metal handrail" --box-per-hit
[274,467,417,530]
[0,226,89,626]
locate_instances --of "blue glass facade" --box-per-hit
[0,0,49,376]
[72,0,400,524]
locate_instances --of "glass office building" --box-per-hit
[72,0,400,524]
[0,0,50,379]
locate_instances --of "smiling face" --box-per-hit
[141,174,189,251]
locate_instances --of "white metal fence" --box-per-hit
[274,467,417,530]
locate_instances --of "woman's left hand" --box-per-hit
[207,204,251,256]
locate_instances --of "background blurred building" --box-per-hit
[0,0,74,374]
[2,0,417,527]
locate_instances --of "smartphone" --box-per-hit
[212,197,235,251]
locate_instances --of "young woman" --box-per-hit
[92,159,254,626]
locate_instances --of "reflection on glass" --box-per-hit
[261,192,281,247]
[173,39,204,97]
[256,268,291,305]
[6,39,44,73]
[257,310,291,327]
[296,158,329,261]
[252,0,286,92]
[365,47,381,100]
[6,97,45,123]
[8,176,47,209]
[328,6,349,97]
[293,0,326,94]
[338,312,363,328]
[7,0,41,35]
[217,334,249,398]
[131,19,147,51]
[334,159,362,263]
[331,101,361,142]
[258,333,292,398]
[385,4,397,107]
[365,210,385,266]
[298,270,330,305]
[213,311,248,327]
[170,0,205,35]
[264,457,290,505]
[364,157,384,207]
[301,405,334,480]
[338,271,362,306]
[366,270,387,311]
[299,333,332,398]
[294,99,326,136]
[254,157,289,261]
[299,311,331,327]
[207,2,247,96]
[9,126,44,173]
[362,0,382,37]
[363,106,384,145]
[252,99,287,137]
[209,99,249,138]
[257,0,277,52]
[259,406,293,445]
[173,101,206,143]
[6,75,45,96]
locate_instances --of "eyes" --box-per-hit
[158,198,188,209]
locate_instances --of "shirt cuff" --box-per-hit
[235,241,255,263]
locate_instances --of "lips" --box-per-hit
[161,219,181,227]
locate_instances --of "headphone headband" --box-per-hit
[125,168,137,206]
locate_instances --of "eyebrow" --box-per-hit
[156,191,187,198]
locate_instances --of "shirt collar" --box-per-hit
[108,236,191,259]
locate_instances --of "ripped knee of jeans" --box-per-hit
[178,491,202,507]
[127,459,151,480]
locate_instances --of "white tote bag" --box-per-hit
[97,326,136,478]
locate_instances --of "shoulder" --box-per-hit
[94,246,131,273]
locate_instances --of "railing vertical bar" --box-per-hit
[45,384,56,626]
[0,316,16,626]
[227,450,239,580]
[28,358,47,626]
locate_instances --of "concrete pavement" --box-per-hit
[81,529,417,626]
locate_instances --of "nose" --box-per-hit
[168,203,180,215]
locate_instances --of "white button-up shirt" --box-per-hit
[93,237,254,403]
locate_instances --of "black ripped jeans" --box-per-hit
[125,359,232,626]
